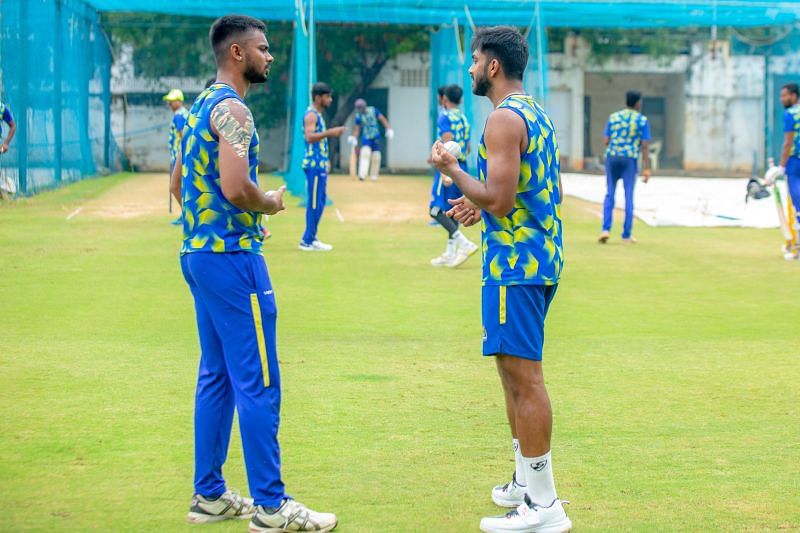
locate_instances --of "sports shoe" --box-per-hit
[491,472,528,508]
[480,494,571,533]
[249,499,337,533]
[622,237,637,244]
[171,216,183,226]
[597,231,609,244]
[457,238,479,257]
[312,239,333,251]
[447,248,473,268]
[431,251,454,267]
[187,490,256,524]
[299,242,314,252]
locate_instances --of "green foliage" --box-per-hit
[101,15,428,132]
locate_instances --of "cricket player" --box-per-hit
[598,90,651,244]
[0,99,16,154]
[165,88,189,225]
[432,26,571,533]
[778,82,800,231]
[169,15,337,532]
[348,98,393,181]
[300,82,345,252]
[430,84,478,267]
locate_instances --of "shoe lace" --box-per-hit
[223,490,250,515]
[280,500,311,530]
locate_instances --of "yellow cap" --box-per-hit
[163,89,184,102]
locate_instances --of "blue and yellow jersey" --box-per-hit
[169,106,189,166]
[180,83,262,255]
[477,94,563,287]
[302,107,328,170]
[604,108,650,159]
[0,100,13,136]
[437,107,470,162]
[355,106,382,142]
[783,104,800,158]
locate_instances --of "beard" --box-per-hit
[244,59,268,84]
[784,100,795,109]
[472,65,490,97]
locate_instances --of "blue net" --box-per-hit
[5,0,800,194]
[1,0,119,195]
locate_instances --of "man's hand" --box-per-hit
[642,168,651,183]
[431,140,460,177]
[446,196,481,227]
[0,143,8,154]
[263,185,286,215]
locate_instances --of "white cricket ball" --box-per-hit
[443,140,462,159]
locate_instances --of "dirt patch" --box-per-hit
[77,171,433,223]
[327,174,431,223]
[80,172,171,219]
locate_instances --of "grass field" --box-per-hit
[1,172,798,532]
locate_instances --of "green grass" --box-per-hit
[0,172,798,531]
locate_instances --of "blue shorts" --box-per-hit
[429,161,467,211]
[361,138,381,151]
[482,284,558,361]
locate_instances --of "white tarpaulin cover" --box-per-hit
[562,173,790,228]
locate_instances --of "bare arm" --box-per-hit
[378,115,391,130]
[604,136,610,147]
[432,109,523,218]
[304,113,344,143]
[212,99,285,215]
[352,123,361,140]
[781,132,794,168]
[0,120,15,153]
[170,150,182,205]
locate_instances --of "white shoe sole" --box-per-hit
[187,511,254,524]
[248,519,338,533]
[447,253,471,267]
[479,517,571,533]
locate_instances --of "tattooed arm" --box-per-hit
[211,98,285,215]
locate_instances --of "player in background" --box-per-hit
[778,82,800,236]
[0,99,16,154]
[598,90,651,244]
[348,98,393,181]
[164,88,189,225]
[300,82,345,252]
[432,25,571,533]
[430,84,478,268]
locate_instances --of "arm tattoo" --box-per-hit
[211,99,254,159]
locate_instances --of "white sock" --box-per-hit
[445,239,456,256]
[513,439,526,486]
[523,450,557,507]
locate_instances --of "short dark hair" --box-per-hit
[437,86,447,97]
[471,26,528,81]
[626,91,642,107]
[209,15,266,61]
[444,85,463,105]
[783,83,799,97]
[312,82,332,99]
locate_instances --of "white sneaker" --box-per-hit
[480,495,571,533]
[457,238,479,257]
[312,239,333,251]
[248,499,337,532]
[370,175,378,182]
[187,490,256,524]
[431,251,455,267]
[447,248,473,268]
[492,473,528,508]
